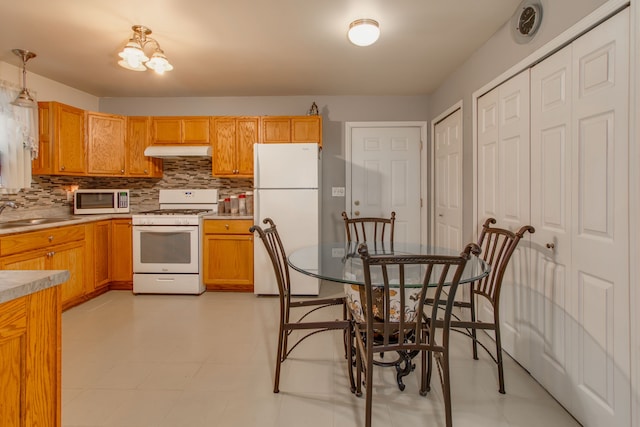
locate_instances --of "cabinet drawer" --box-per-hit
[0,225,86,256]
[204,219,253,234]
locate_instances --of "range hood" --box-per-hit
[144,145,212,158]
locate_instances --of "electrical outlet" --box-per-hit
[332,187,345,197]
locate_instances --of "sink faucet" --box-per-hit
[0,201,17,215]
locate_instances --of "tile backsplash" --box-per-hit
[0,158,252,214]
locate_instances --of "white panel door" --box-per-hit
[477,70,531,367]
[349,126,422,244]
[530,44,574,408]
[434,108,462,251]
[570,9,630,427]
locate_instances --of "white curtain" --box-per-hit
[0,80,37,194]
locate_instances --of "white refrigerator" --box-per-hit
[253,143,320,295]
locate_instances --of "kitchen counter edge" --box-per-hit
[0,270,71,304]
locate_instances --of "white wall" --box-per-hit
[0,61,99,111]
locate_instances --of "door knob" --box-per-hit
[354,200,360,206]
[354,211,360,216]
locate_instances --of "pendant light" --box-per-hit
[117,25,173,74]
[11,49,37,109]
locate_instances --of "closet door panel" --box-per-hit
[570,9,630,426]
[530,44,573,409]
[476,70,531,366]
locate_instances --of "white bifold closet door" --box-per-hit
[476,69,531,368]
[530,8,630,427]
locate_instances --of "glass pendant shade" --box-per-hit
[348,19,380,47]
[12,88,37,108]
[117,39,148,71]
[145,50,173,74]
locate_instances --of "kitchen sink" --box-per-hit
[0,217,76,229]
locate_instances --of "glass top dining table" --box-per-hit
[287,241,489,287]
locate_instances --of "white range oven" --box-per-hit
[132,189,217,295]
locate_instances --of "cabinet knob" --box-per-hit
[144,169,148,174]
[48,235,54,242]
[120,169,125,174]
[546,243,555,249]
[60,166,65,171]
[225,224,229,230]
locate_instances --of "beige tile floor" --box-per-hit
[61,290,581,427]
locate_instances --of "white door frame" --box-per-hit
[345,121,428,245]
[430,100,463,247]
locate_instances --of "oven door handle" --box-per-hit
[134,226,199,233]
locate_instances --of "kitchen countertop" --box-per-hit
[202,214,254,220]
[0,213,133,235]
[0,269,70,304]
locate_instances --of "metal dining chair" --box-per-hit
[250,218,355,394]
[353,242,479,427]
[449,218,535,393]
[341,211,396,245]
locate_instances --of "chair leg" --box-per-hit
[365,341,374,427]
[470,291,479,360]
[355,338,363,397]
[425,349,433,393]
[346,324,356,393]
[441,350,453,427]
[273,324,285,393]
[494,314,506,394]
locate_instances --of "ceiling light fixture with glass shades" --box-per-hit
[347,19,380,47]
[117,25,173,74]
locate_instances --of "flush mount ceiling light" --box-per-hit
[347,19,380,47]
[11,49,37,108]
[117,25,173,74]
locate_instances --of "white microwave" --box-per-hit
[74,189,130,214]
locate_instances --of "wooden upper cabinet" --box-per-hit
[33,102,53,174]
[86,112,126,176]
[260,116,322,146]
[126,117,163,177]
[151,116,210,144]
[35,101,86,175]
[211,117,258,178]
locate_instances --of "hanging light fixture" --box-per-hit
[117,25,173,74]
[11,49,37,108]
[347,19,380,47]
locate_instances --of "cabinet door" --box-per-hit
[33,102,53,174]
[151,118,182,143]
[127,117,163,177]
[211,118,237,176]
[183,118,210,143]
[50,242,86,308]
[54,102,86,175]
[261,117,291,143]
[92,220,111,290]
[236,117,258,176]
[111,219,133,284]
[291,116,322,144]
[203,234,253,291]
[86,112,126,175]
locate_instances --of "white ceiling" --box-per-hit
[0,0,521,98]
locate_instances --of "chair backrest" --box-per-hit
[475,218,535,306]
[250,218,291,298]
[357,242,479,352]
[341,211,396,243]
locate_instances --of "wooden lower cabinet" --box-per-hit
[0,225,88,310]
[0,286,61,426]
[110,219,133,288]
[89,220,111,291]
[203,219,253,291]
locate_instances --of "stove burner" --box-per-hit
[140,208,212,215]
